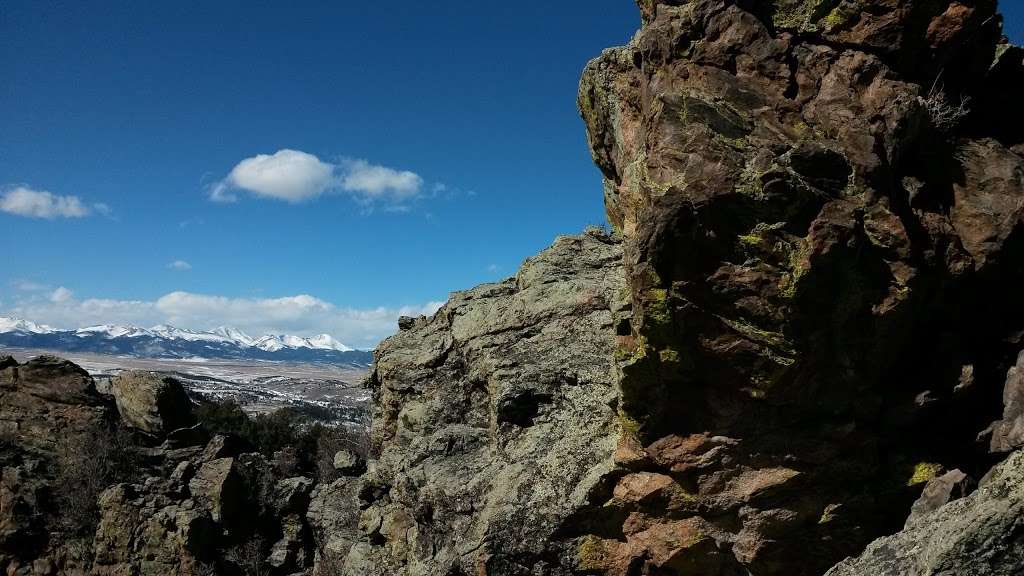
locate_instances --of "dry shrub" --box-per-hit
[55,425,140,535]
[226,536,270,576]
[925,87,970,133]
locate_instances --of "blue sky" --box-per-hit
[1,2,1022,347]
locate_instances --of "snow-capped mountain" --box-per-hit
[0,317,371,366]
[0,318,55,335]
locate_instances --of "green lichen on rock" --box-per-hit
[771,0,841,31]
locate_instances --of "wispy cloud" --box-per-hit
[0,186,97,219]
[167,260,192,271]
[11,279,49,292]
[3,288,445,348]
[339,159,422,201]
[49,287,73,303]
[209,149,425,207]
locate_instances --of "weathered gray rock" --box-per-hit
[92,482,217,576]
[110,371,195,436]
[332,230,625,576]
[332,450,362,476]
[188,457,244,529]
[306,477,362,565]
[990,350,1024,453]
[904,469,973,528]
[826,450,1024,576]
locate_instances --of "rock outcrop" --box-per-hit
[109,371,196,436]
[336,230,626,575]
[569,0,1024,573]
[0,356,324,576]
[825,449,1024,576]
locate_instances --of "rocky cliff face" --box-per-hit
[568,0,1024,573]
[338,230,626,575]
[311,2,1024,574]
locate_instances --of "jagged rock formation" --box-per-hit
[334,230,625,575]
[566,0,1024,573]
[0,355,341,576]
[2,2,1024,575]
[825,450,1024,576]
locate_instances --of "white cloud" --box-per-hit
[167,260,192,271]
[0,187,91,219]
[49,287,73,303]
[4,289,445,348]
[213,149,335,203]
[340,159,423,200]
[11,279,49,292]
[210,150,424,206]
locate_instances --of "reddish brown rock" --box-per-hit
[577,0,1024,574]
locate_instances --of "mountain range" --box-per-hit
[0,317,373,366]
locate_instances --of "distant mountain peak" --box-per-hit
[0,317,55,335]
[0,316,365,364]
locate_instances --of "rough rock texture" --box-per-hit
[904,468,973,527]
[825,449,1024,576]
[0,355,111,452]
[336,230,626,575]
[0,356,321,576]
[0,355,115,572]
[575,0,1024,574]
[110,371,196,436]
[989,349,1024,453]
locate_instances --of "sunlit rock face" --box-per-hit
[339,230,627,576]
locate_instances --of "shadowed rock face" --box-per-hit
[573,0,1024,574]
[340,230,626,576]
[825,450,1024,576]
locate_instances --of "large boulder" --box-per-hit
[825,450,1024,576]
[188,457,245,530]
[0,355,110,453]
[110,371,195,436]
[332,229,625,575]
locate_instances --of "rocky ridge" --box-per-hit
[2,1,1024,574]
[0,355,364,576]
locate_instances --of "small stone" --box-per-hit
[333,450,364,476]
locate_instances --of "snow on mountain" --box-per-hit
[211,326,256,346]
[0,317,55,335]
[0,316,355,352]
[75,324,155,339]
[254,335,287,352]
[307,334,353,352]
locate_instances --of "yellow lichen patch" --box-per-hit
[617,407,643,440]
[577,535,611,572]
[818,503,842,524]
[658,348,681,363]
[907,462,943,486]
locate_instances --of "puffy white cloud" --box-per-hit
[210,150,424,206]
[340,159,423,200]
[49,287,73,303]
[4,289,444,348]
[167,260,192,271]
[0,187,91,219]
[212,149,335,203]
